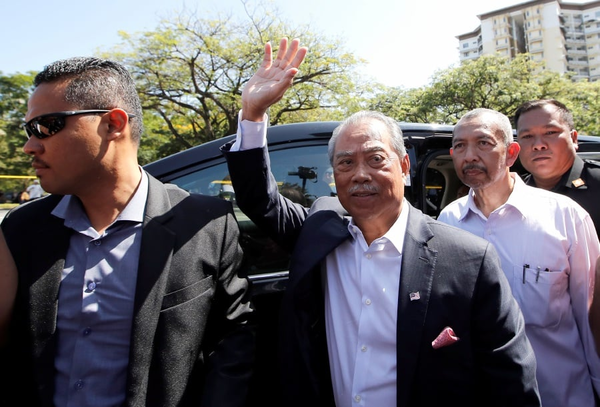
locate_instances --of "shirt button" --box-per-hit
[354,394,361,402]
[366,253,372,259]
[74,380,84,391]
[87,282,97,291]
[361,345,367,352]
[93,240,101,246]
[83,327,92,336]
[365,299,371,305]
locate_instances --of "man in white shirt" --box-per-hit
[222,38,541,407]
[26,179,44,200]
[438,108,600,407]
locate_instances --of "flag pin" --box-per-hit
[409,291,420,301]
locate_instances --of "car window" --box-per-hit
[416,150,460,219]
[166,144,333,276]
[169,145,334,205]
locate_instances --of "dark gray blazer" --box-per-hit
[223,145,540,407]
[0,173,254,407]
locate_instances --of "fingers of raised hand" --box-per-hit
[272,38,305,71]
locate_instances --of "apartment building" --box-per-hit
[457,0,600,81]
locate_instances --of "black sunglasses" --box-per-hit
[23,110,135,140]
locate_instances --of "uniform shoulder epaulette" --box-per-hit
[583,158,600,168]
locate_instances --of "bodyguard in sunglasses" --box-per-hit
[0,57,255,407]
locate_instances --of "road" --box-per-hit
[0,209,8,221]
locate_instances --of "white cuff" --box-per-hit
[230,110,268,152]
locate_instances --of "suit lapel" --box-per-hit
[289,210,350,286]
[28,215,71,397]
[125,174,176,406]
[396,206,437,407]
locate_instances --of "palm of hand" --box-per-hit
[242,38,307,118]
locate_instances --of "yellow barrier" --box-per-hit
[0,175,36,179]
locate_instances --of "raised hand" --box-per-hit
[241,38,307,122]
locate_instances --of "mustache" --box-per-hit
[32,157,49,167]
[347,184,379,194]
[462,164,487,174]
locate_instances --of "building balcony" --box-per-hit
[461,45,479,52]
[565,27,585,34]
[568,59,589,66]
[460,54,480,62]
[566,48,588,55]
[585,26,600,34]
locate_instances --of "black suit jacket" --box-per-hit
[0,173,254,407]
[525,155,600,237]
[223,145,540,407]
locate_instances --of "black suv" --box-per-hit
[144,122,600,405]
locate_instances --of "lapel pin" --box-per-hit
[572,178,585,188]
[409,291,421,301]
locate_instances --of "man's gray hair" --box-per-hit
[328,111,406,164]
[455,108,512,147]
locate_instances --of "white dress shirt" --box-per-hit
[438,173,600,407]
[325,203,408,407]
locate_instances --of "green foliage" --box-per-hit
[561,80,600,136]
[102,4,365,158]
[369,53,600,137]
[0,72,37,194]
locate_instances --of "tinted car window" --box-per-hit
[169,145,334,205]
[164,144,333,280]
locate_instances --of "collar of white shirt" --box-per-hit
[347,198,410,254]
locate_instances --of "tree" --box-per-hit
[0,72,36,194]
[560,80,600,136]
[103,4,365,158]
[369,53,588,127]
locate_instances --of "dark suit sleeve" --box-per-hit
[222,143,308,252]
[200,205,256,407]
[472,243,540,406]
[589,255,600,355]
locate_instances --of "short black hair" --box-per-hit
[514,99,574,131]
[34,57,143,144]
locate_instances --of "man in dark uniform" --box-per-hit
[515,99,600,236]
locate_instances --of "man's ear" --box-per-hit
[106,109,129,141]
[507,142,521,167]
[401,153,411,175]
[450,148,454,156]
[572,130,579,151]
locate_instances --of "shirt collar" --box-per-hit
[559,155,586,190]
[525,156,584,190]
[347,198,409,254]
[457,189,478,221]
[457,173,527,221]
[52,168,149,234]
[501,174,530,216]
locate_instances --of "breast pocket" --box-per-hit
[513,265,569,329]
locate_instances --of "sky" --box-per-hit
[1,0,589,89]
